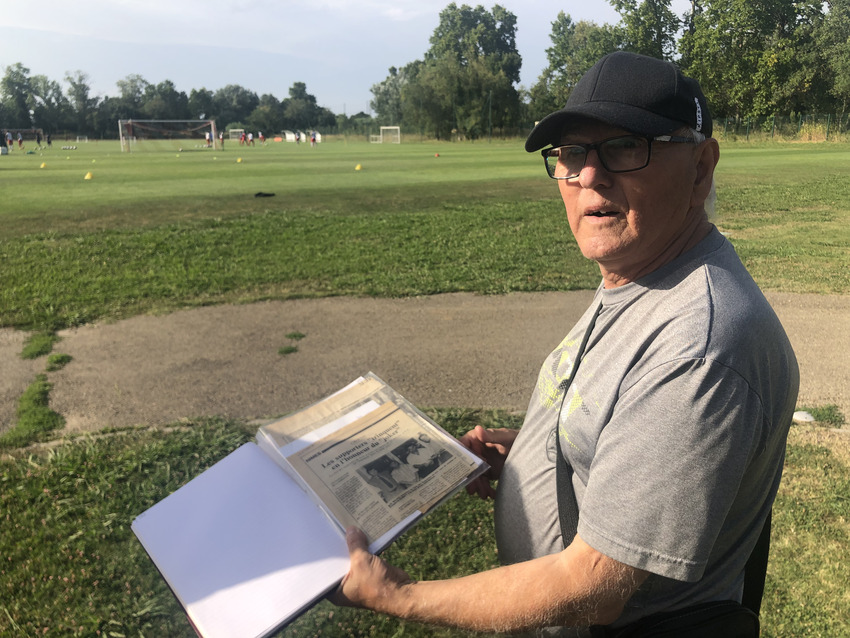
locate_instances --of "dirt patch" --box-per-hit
[1,291,847,436]
[0,330,46,428]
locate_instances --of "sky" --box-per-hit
[1,0,690,117]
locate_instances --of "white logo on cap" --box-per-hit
[694,97,703,132]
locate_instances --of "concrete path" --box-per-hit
[1,291,847,435]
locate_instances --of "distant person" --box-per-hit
[310,131,316,147]
[219,130,224,149]
[4,131,11,150]
[17,132,23,149]
[259,131,265,144]
[36,131,42,148]
[240,131,246,146]
[295,131,300,145]
[46,133,52,148]
[247,132,254,146]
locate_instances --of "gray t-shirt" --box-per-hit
[495,227,799,630]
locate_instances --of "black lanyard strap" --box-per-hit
[556,302,602,548]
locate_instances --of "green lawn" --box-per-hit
[1,416,846,637]
[1,137,848,637]
[2,137,849,330]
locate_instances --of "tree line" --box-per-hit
[4,1,850,140]
[0,68,367,140]
[372,0,850,138]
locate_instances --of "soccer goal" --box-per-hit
[228,128,245,141]
[118,119,218,152]
[370,126,401,144]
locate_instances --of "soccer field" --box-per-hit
[1,137,849,330]
[1,137,545,237]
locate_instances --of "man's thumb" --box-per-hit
[345,526,369,553]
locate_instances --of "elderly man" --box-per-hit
[332,52,798,636]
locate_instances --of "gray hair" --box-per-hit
[676,127,716,221]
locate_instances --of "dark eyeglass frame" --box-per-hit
[541,134,697,180]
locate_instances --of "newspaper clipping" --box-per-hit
[286,401,480,543]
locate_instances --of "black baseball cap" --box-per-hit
[525,51,712,152]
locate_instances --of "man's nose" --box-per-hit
[577,148,612,187]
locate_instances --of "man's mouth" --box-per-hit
[587,210,619,217]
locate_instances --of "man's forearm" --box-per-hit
[338,531,647,634]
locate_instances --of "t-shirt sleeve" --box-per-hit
[575,357,765,582]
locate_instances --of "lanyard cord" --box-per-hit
[556,302,603,548]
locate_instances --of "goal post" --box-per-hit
[118,119,218,152]
[380,126,401,143]
[370,126,401,144]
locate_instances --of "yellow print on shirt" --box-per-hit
[562,385,585,419]
[538,336,580,411]
[538,374,560,410]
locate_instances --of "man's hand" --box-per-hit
[329,527,413,614]
[330,526,647,632]
[458,426,518,499]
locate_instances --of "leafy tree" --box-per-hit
[65,71,98,134]
[818,0,850,111]
[313,106,338,131]
[370,66,405,125]
[336,110,374,136]
[397,60,429,135]
[94,96,125,137]
[528,13,622,122]
[610,0,680,59]
[680,0,828,117]
[114,74,150,119]
[248,94,283,133]
[213,84,259,130]
[427,3,522,84]
[1,62,34,128]
[141,80,190,119]
[281,82,324,130]
[30,75,71,132]
[401,58,459,139]
[402,2,522,139]
[188,88,215,120]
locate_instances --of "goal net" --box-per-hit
[118,119,218,152]
[370,126,401,144]
[381,126,401,143]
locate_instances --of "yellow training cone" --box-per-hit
[237,157,242,163]
[40,162,46,168]
[84,172,93,180]
[355,164,362,171]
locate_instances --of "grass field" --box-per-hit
[1,137,848,637]
[2,137,849,330]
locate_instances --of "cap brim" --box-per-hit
[524,103,685,152]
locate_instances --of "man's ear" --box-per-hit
[691,138,720,207]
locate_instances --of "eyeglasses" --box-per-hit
[541,134,697,180]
